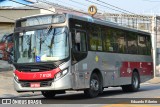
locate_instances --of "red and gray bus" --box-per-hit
[13,13,153,98]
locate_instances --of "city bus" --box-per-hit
[13,13,153,98]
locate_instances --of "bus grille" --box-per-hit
[20,80,53,87]
[14,63,57,72]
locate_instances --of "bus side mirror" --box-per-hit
[71,48,75,53]
[5,49,14,64]
[5,50,13,56]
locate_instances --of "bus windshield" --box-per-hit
[14,27,69,63]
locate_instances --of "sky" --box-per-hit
[1,0,160,15]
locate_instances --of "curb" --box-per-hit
[145,77,160,84]
[0,93,41,98]
[12,93,41,98]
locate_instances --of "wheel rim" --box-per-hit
[133,75,138,88]
[90,79,99,91]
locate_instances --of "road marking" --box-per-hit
[102,104,159,107]
[85,104,102,107]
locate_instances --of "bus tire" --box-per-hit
[84,73,100,98]
[122,72,140,92]
[41,91,56,99]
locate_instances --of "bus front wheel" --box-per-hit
[84,73,101,98]
[41,91,56,99]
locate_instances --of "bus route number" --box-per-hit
[40,73,52,78]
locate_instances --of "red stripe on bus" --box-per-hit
[120,62,153,77]
[14,68,61,81]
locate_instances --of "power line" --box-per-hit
[0,15,15,21]
[53,0,106,13]
[69,0,105,13]
[8,0,55,13]
[69,0,88,7]
[95,0,136,15]
[54,0,85,11]
[86,0,127,14]
[36,0,88,15]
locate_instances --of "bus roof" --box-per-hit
[16,13,151,36]
[16,13,54,20]
[67,14,151,36]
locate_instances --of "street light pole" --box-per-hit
[151,16,157,78]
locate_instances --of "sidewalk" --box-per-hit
[0,70,40,98]
[146,77,160,84]
[0,60,12,71]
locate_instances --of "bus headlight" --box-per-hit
[14,74,19,83]
[54,69,68,81]
[12,66,18,82]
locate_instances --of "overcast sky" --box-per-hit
[1,0,160,15]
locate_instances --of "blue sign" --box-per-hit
[36,56,41,62]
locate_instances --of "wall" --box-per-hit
[0,23,14,39]
[0,9,41,23]
[0,8,55,39]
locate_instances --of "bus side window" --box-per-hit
[146,36,151,55]
[117,31,126,53]
[127,33,138,54]
[74,31,87,52]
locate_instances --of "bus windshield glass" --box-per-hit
[14,27,69,63]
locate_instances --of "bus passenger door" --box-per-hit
[71,29,87,89]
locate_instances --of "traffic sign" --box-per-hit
[88,5,97,16]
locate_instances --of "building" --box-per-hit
[0,2,106,40]
[0,4,55,39]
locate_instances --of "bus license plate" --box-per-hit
[30,83,40,88]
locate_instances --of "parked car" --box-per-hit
[0,33,14,61]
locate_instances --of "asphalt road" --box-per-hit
[1,83,160,107]
[10,83,160,104]
[0,67,160,107]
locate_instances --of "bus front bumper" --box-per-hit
[14,73,72,92]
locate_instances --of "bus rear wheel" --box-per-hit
[41,91,56,99]
[122,72,140,92]
[84,73,101,98]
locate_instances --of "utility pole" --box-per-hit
[151,16,157,78]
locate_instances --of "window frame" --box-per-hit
[69,18,152,56]
[71,28,88,53]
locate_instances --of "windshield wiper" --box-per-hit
[49,29,66,49]
[40,25,53,44]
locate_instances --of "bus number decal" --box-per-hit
[40,73,52,78]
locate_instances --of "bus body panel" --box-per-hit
[72,51,153,89]
[13,13,153,93]
[14,60,73,91]
[14,73,72,91]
